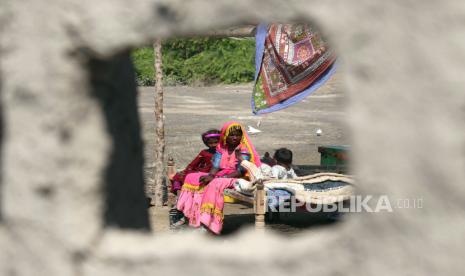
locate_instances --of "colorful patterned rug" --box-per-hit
[252,23,337,114]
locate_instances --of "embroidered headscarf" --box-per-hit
[217,121,262,166]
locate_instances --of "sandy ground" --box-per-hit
[138,72,349,235]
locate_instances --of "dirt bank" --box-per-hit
[138,72,348,170]
[139,73,349,234]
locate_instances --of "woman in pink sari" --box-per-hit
[176,121,261,234]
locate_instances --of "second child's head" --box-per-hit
[273,148,293,166]
[202,129,221,150]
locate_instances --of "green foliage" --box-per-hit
[131,47,155,86]
[253,74,268,111]
[131,37,255,86]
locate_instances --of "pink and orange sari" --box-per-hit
[176,121,261,234]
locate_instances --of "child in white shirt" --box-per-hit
[271,148,297,179]
[233,148,298,192]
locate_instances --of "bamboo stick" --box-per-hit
[152,39,165,207]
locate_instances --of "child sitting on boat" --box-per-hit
[270,148,298,179]
[233,147,297,192]
[170,129,220,227]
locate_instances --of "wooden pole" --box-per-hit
[202,25,256,38]
[150,25,256,207]
[175,25,257,39]
[166,156,177,208]
[153,39,165,207]
[254,180,266,231]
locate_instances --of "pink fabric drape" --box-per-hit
[176,168,234,228]
[176,121,261,234]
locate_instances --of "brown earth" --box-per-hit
[139,72,349,235]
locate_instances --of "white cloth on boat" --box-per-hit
[271,164,297,179]
[234,179,254,192]
[233,160,354,204]
[233,163,272,192]
[259,163,273,178]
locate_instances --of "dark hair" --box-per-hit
[201,129,221,145]
[228,125,243,136]
[261,152,275,166]
[273,148,293,165]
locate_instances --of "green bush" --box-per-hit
[131,37,255,86]
[131,47,155,86]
